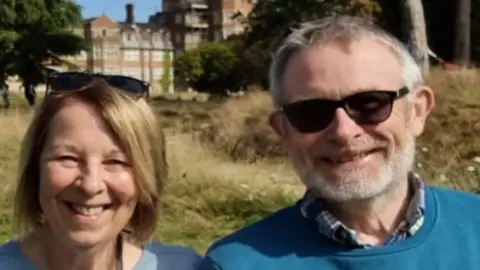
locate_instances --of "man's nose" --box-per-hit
[324,108,363,144]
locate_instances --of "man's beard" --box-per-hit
[292,136,416,202]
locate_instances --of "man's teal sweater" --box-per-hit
[201,186,480,270]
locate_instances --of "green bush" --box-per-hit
[174,42,238,95]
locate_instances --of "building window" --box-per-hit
[102,29,107,37]
[175,14,182,24]
[223,12,231,23]
[213,13,220,24]
[94,46,102,59]
[104,45,119,59]
[153,51,163,62]
[123,50,140,61]
[215,31,222,41]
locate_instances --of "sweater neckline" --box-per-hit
[303,186,438,257]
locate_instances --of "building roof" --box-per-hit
[83,15,167,32]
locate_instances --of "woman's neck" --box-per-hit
[21,228,119,270]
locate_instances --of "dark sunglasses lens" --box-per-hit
[283,99,336,133]
[105,76,146,95]
[346,92,394,124]
[50,73,91,91]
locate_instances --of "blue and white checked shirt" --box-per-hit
[300,172,425,248]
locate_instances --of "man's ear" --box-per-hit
[269,110,290,145]
[410,85,435,136]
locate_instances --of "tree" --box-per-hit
[223,33,270,90]
[0,0,89,83]
[399,0,430,75]
[174,48,203,89]
[472,0,480,63]
[246,0,381,52]
[233,0,382,89]
[453,0,471,66]
[174,42,238,95]
[160,50,172,93]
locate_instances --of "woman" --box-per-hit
[0,73,202,269]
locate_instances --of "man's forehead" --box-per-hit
[282,38,403,101]
[286,37,401,71]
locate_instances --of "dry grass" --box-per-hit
[197,68,480,190]
[416,69,480,190]
[0,68,478,253]
[0,97,302,253]
[158,134,301,252]
[196,90,284,162]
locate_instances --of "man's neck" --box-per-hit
[23,228,118,270]
[326,177,411,246]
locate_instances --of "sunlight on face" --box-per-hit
[293,136,415,201]
[39,100,137,248]
[281,39,416,202]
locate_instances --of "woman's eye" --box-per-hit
[58,155,77,161]
[106,159,123,165]
[54,155,79,166]
[104,159,130,168]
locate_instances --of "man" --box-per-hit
[0,80,10,109]
[24,81,36,106]
[200,15,480,269]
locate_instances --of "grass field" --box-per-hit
[0,68,479,253]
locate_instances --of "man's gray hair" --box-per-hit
[268,15,424,107]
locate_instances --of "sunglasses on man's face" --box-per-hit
[280,87,410,133]
[46,72,150,99]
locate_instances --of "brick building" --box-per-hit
[58,3,175,94]
[149,0,255,54]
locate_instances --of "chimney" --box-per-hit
[126,3,135,25]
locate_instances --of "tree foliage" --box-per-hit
[175,42,238,95]
[160,50,172,92]
[235,0,382,89]
[246,0,381,52]
[0,0,90,83]
[175,0,480,93]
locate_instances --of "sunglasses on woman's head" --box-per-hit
[46,72,150,99]
[280,87,410,133]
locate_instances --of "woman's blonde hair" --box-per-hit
[14,82,167,243]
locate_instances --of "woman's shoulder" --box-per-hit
[0,240,36,269]
[136,241,203,270]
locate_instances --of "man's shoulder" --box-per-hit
[428,184,480,218]
[145,241,201,258]
[203,203,304,267]
[141,241,202,270]
[210,204,299,248]
[429,185,480,203]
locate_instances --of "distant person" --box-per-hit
[20,81,36,106]
[0,72,202,269]
[200,15,480,270]
[0,81,10,109]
